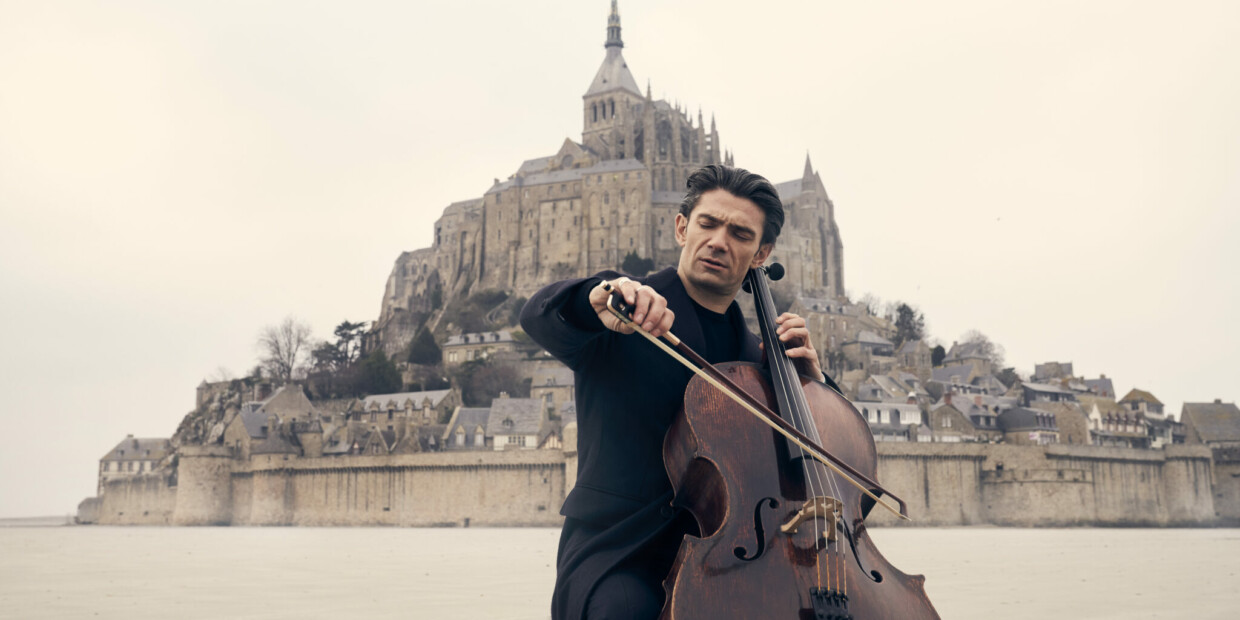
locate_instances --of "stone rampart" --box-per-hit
[84,443,1227,527]
[173,445,234,525]
[865,443,1215,527]
[228,451,567,527]
[96,475,176,525]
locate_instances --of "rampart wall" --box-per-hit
[866,443,1216,527]
[85,443,1227,527]
[95,475,176,525]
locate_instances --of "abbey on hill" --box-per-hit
[373,1,845,355]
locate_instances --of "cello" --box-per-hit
[607,264,940,619]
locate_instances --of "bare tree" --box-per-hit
[258,316,313,382]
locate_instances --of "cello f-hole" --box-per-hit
[733,497,778,562]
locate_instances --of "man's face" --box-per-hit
[675,188,773,298]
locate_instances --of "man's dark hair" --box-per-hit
[679,164,785,245]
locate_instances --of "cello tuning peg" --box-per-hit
[766,263,785,281]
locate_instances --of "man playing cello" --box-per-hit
[521,164,840,619]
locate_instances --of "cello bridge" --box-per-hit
[779,496,842,541]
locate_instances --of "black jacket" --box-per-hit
[521,267,763,619]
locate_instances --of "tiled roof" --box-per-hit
[1084,377,1116,397]
[360,390,452,409]
[101,437,171,461]
[443,407,492,448]
[945,341,987,361]
[487,398,545,436]
[585,48,641,97]
[851,330,893,346]
[1182,401,1240,443]
[896,339,924,355]
[998,407,1057,432]
[239,408,271,439]
[1120,388,1163,406]
[932,364,975,384]
[1022,381,1075,395]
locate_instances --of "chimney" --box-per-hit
[1216,398,1223,404]
[974,395,982,406]
[944,393,952,407]
[499,392,509,399]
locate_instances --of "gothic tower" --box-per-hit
[582,1,644,160]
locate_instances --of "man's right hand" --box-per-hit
[589,277,675,338]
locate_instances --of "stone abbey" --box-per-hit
[374,1,845,352]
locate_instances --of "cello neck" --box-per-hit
[745,267,819,446]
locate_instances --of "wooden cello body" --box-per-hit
[659,267,940,619]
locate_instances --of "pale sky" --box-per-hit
[1,0,1237,518]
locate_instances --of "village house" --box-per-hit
[1020,381,1079,407]
[927,392,1004,443]
[487,396,550,450]
[1078,394,1150,449]
[222,385,318,460]
[854,401,926,442]
[1119,388,1166,419]
[529,366,574,418]
[97,435,171,494]
[942,340,993,376]
[442,331,517,367]
[351,388,459,427]
[842,330,896,374]
[998,407,1059,445]
[1083,374,1116,399]
[895,339,932,379]
[1181,399,1240,448]
[442,406,492,450]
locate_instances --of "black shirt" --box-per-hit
[693,300,740,365]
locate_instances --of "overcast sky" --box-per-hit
[1,1,1237,518]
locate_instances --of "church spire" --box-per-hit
[606,0,623,49]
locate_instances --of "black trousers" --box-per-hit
[565,512,693,620]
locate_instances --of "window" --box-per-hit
[455,427,465,446]
[604,192,610,205]
[942,417,952,429]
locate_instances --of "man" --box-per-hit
[521,164,838,619]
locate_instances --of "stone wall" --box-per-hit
[226,451,566,527]
[96,475,176,525]
[864,443,1216,527]
[172,445,234,525]
[83,442,1226,528]
[1210,448,1240,524]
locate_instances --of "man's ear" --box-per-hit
[750,243,773,268]
[674,213,688,247]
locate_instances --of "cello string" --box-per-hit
[754,271,832,590]
[756,270,849,595]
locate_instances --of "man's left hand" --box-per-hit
[771,312,825,383]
